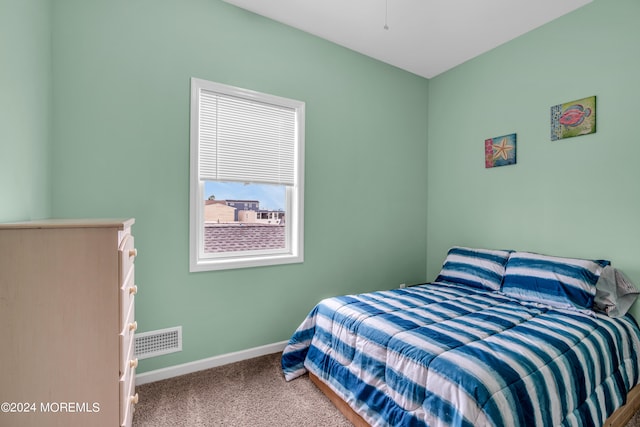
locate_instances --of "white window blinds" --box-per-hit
[197,88,297,186]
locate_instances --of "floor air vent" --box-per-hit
[135,326,182,359]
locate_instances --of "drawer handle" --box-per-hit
[129,285,138,295]
[129,321,137,332]
[129,248,138,258]
[130,358,139,369]
[130,393,139,405]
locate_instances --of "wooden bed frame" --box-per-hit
[309,372,640,427]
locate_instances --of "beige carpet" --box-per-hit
[133,352,640,426]
[133,352,351,426]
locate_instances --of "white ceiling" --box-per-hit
[222,0,592,79]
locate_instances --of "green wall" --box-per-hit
[426,0,640,318]
[0,0,51,221]
[6,0,637,375]
[50,0,429,372]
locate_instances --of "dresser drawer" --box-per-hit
[120,265,137,321]
[119,296,136,370]
[118,234,136,285]
[120,323,137,377]
[119,361,137,427]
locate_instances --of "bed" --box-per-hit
[281,247,640,427]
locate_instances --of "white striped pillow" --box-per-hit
[435,246,512,291]
[501,251,610,312]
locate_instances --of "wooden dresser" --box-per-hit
[0,219,138,427]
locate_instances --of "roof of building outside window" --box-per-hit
[204,223,285,253]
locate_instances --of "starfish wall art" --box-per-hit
[485,133,517,168]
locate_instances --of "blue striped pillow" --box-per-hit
[435,246,512,291]
[501,251,610,312]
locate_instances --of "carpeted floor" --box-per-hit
[132,352,351,426]
[133,352,640,427]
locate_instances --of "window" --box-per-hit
[189,78,305,272]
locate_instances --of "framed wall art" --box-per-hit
[485,133,517,168]
[550,96,596,141]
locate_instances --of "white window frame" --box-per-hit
[189,78,305,272]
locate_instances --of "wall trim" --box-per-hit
[135,340,288,385]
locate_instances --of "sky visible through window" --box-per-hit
[205,181,286,211]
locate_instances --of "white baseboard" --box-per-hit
[135,340,288,385]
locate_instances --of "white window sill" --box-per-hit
[189,252,303,272]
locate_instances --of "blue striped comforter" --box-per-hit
[281,282,640,427]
